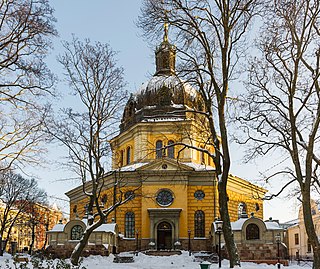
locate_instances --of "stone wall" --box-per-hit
[236,243,286,261]
[118,238,137,252]
[45,243,109,259]
[189,239,211,252]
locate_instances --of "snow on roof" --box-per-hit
[282,218,299,225]
[81,219,117,233]
[230,218,247,230]
[117,162,149,172]
[48,223,65,232]
[93,223,117,233]
[48,219,117,234]
[144,75,182,93]
[287,223,299,229]
[265,221,282,230]
[136,75,198,101]
[172,103,184,109]
[213,218,283,231]
[136,75,180,96]
[182,162,215,171]
[82,218,88,226]
[218,218,284,231]
[141,117,185,122]
[115,161,215,173]
[184,83,198,100]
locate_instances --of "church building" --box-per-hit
[65,29,267,252]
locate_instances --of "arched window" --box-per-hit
[246,223,260,240]
[238,202,247,219]
[71,225,84,240]
[125,212,135,238]
[168,140,174,158]
[194,210,205,237]
[119,150,124,167]
[156,140,163,158]
[126,147,131,165]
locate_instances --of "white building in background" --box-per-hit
[286,200,320,259]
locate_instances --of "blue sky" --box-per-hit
[31,0,300,221]
[31,0,155,214]
[48,0,154,92]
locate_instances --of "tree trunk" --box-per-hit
[42,223,49,250]
[0,242,4,256]
[313,248,320,269]
[70,220,100,266]
[28,224,36,255]
[71,232,90,266]
[219,180,240,267]
[0,232,3,256]
[301,190,320,269]
[1,223,14,256]
[0,221,6,256]
[0,239,8,256]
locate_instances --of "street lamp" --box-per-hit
[275,233,281,269]
[136,229,139,256]
[215,219,223,268]
[188,229,191,256]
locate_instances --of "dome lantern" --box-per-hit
[155,21,176,76]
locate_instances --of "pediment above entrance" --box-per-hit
[136,158,194,172]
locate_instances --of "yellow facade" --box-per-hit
[67,156,266,251]
[0,202,62,253]
[66,33,267,252]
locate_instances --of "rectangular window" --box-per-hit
[125,212,135,238]
[294,233,299,245]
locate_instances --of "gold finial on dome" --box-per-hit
[164,21,169,42]
[163,8,169,42]
[155,9,176,76]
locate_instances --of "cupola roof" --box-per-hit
[120,27,204,133]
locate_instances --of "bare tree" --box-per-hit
[237,0,320,268]
[0,171,47,256]
[0,0,56,171]
[138,0,260,266]
[22,200,49,254]
[47,37,129,265]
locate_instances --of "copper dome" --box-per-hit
[119,36,204,133]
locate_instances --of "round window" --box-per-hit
[71,225,84,240]
[194,190,205,200]
[156,189,174,206]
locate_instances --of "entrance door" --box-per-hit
[157,221,172,250]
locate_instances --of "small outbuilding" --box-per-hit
[211,213,288,264]
[46,218,118,258]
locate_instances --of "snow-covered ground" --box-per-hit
[0,251,312,269]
